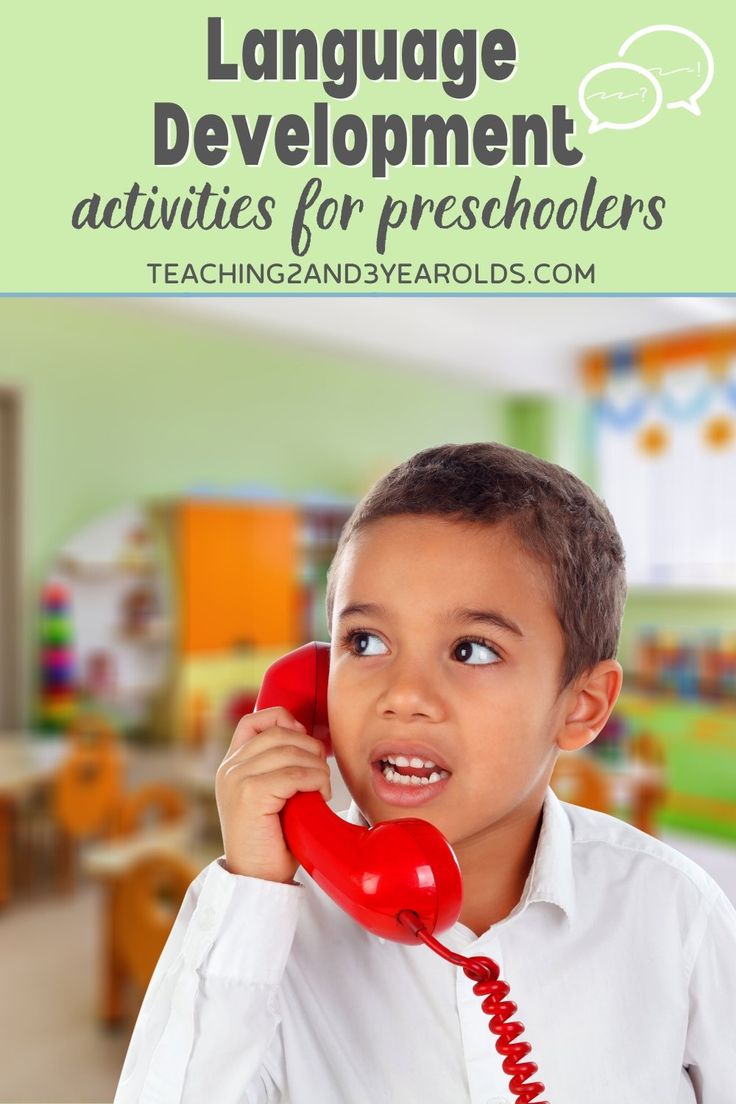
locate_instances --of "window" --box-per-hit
[588,338,736,588]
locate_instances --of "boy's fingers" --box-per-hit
[224,760,332,803]
[227,706,307,754]
[221,738,327,774]
[222,730,326,770]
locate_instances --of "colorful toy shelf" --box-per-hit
[614,692,736,842]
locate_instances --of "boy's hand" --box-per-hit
[215,706,332,884]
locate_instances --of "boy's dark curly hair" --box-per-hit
[325,442,627,689]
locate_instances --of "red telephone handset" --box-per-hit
[254,642,550,1104]
[255,641,462,943]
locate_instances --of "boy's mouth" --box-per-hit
[369,747,452,807]
[377,755,451,787]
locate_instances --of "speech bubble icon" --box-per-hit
[618,25,714,116]
[578,62,663,133]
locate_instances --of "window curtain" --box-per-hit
[583,330,736,588]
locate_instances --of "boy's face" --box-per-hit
[328,515,572,854]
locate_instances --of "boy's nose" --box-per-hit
[376,660,446,721]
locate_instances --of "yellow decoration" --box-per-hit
[637,423,670,456]
[702,415,735,451]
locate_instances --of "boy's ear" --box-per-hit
[556,659,623,752]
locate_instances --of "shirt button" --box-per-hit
[198,904,217,930]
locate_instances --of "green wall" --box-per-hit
[0,300,505,718]
[1,300,508,582]
[2,299,732,718]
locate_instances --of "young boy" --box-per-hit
[115,442,735,1104]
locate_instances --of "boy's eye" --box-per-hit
[347,631,388,656]
[454,639,500,666]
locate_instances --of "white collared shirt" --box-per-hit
[115,789,736,1104]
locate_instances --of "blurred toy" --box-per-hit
[634,628,736,701]
[591,712,629,764]
[722,635,736,697]
[634,630,659,692]
[38,583,77,733]
[699,634,723,699]
[118,525,155,573]
[120,584,158,637]
[183,690,212,750]
[85,649,117,700]
[224,689,258,729]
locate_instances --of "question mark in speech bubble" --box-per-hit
[578,62,663,133]
[618,25,714,115]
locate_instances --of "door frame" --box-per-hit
[0,386,24,730]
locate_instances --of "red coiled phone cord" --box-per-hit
[398,911,549,1104]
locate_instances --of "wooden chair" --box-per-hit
[107,851,196,1019]
[52,715,124,888]
[53,714,123,830]
[94,783,190,1022]
[551,753,612,815]
[111,782,187,838]
[627,730,668,836]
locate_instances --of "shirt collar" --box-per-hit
[518,786,576,924]
[342,785,576,933]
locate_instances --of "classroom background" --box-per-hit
[1,296,735,1103]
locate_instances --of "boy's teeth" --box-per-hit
[386,754,437,769]
[381,764,449,786]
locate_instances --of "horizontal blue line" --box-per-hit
[1,292,735,299]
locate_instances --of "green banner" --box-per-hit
[2,1,732,293]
